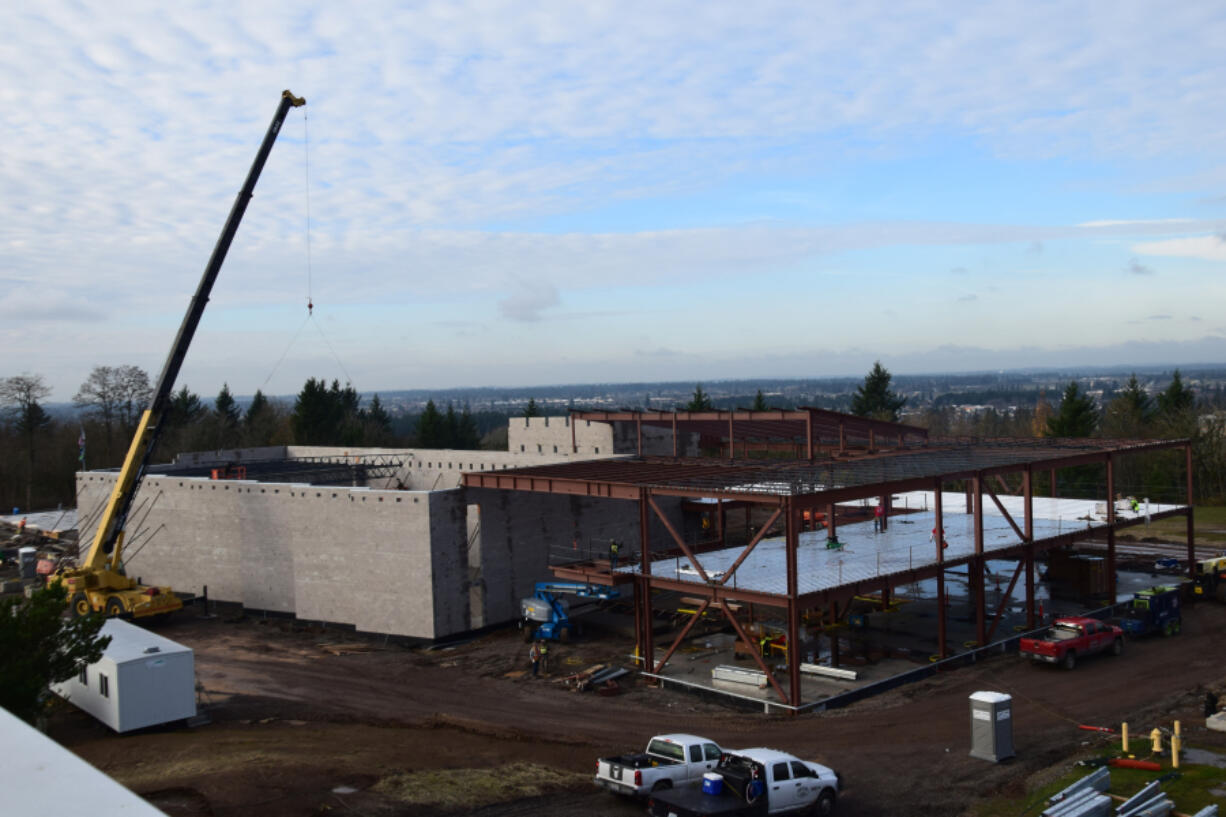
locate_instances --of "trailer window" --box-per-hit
[78,667,87,685]
[99,674,110,698]
[773,762,790,781]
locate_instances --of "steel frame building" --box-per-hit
[464,409,1194,709]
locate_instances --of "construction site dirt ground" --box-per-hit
[48,601,1226,817]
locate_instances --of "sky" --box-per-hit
[3,1,1226,402]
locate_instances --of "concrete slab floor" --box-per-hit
[647,567,1176,709]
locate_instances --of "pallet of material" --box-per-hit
[711,664,768,688]
[799,663,858,681]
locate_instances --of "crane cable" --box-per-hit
[258,105,355,391]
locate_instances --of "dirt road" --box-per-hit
[51,602,1226,816]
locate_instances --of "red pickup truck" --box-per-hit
[1019,617,1123,670]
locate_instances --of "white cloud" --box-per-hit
[1132,235,1226,262]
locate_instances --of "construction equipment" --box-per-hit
[56,90,306,619]
[1119,585,1182,637]
[520,581,619,642]
[1193,555,1226,603]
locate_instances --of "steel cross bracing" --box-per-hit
[463,434,1194,709]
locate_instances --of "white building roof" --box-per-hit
[0,706,166,816]
[98,619,192,665]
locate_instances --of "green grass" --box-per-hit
[974,741,1226,816]
[372,762,588,810]
[1116,505,1226,546]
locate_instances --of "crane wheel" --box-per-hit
[105,596,126,618]
[71,592,92,618]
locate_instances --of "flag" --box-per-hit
[78,428,86,466]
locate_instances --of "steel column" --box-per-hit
[1024,467,1035,629]
[571,415,577,453]
[639,489,653,675]
[935,482,946,659]
[805,413,813,461]
[974,474,986,645]
[672,414,678,458]
[728,413,735,461]
[636,414,642,457]
[1187,444,1196,579]
[1106,455,1116,602]
[785,500,801,708]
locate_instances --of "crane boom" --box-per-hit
[63,90,306,618]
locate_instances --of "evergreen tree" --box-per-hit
[523,398,540,418]
[684,384,713,411]
[245,390,269,425]
[243,389,281,447]
[752,389,768,411]
[445,402,459,448]
[1102,374,1152,438]
[291,377,336,444]
[0,582,111,724]
[215,383,240,427]
[457,404,481,449]
[1045,382,1099,437]
[167,385,205,428]
[416,399,446,448]
[850,361,906,421]
[1157,369,1196,416]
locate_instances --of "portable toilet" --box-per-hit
[18,547,37,580]
[969,691,1014,762]
[52,618,196,733]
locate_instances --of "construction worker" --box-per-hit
[609,540,620,570]
[539,640,549,675]
[529,641,541,677]
[1131,497,1141,514]
[874,502,884,533]
[930,526,948,550]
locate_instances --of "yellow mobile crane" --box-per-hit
[59,90,306,618]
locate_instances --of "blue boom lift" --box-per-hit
[520,581,620,642]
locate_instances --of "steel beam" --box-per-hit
[716,507,782,586]
[719,604,789,703]
[654,598,710,674]
[985,559,1023,642]
[648,495,708,582]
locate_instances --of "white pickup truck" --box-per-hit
[595,733,724,797]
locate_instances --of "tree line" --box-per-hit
[0,367,498,514]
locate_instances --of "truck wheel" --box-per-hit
[813,789,837,817]
[105,596,125,618]
[71,592,92,618]
[1063,651,1076,670]
[1112,638,1123,656]
[651,780,672,792]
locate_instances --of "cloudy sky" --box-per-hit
[4,1,1226,401]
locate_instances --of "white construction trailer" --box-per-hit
[53,618,196,733]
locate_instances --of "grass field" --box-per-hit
[1117,505,1226,546]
